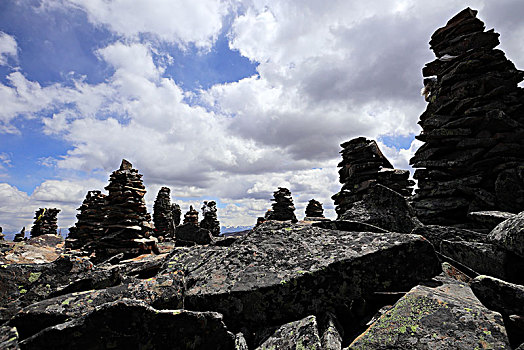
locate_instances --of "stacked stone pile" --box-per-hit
[183,206,199,225]
[152,187,175,238]
[304,199,325,220]
[332,137,414,217]
[66,190,107,250]
[171,203,181,227]
[266,187,298,222]
[0,227,4,241]
[13,227,25,242]
[95,160,156,258]
[410,7,524,226]
[30,208,60,238]
[200,201,220,236]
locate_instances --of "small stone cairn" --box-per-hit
[266,187,298,222]
[14,227,25,242]
[172,203,181,227]
[200,201,220,237]
[304,199,326,221]
[96,159,157,259]
[153,187,175,238]
[66,190,107,250]
[183,206,199,225]
[410,8,524,225]
[30,208,60,238]
[332,137,414,218]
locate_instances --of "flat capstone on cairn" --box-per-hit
[94,159,157,260]
[152,187,175,239]
[30,208,60,238]
[66,190,107,251]
[266,187,298,222]
[411,7,524,226]
[200,201,220,237]
[332,137,414,218]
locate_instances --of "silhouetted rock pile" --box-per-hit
[94,159,156,259]
[30,208,60,238]
[200,201,220,236]
[183,206,198,225]
[304,199,325,220]
[171,203,181,227]
[266,187,298,222]
[66,190,107,250]
[13,227,25,242]
[153,187,175,238]
[411,7,524,226]
[332,137,414,217]
[0,227,3,241]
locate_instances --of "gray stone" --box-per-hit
[0,326,19,350]
[175,223,214,245]
[410,225,487,250]
[348,276,511,349]
[177,221,440,331]
[255,315,321,350]
[468,211,517,231]
[470,275,524,316]
[488,211,524,258]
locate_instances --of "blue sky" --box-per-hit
[1,0,523,235]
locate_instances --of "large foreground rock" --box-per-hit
[255,315,321,350]
[488,211,524,258]
[20,299,235,350]
[348,276,510,349]
[174,221,440,331]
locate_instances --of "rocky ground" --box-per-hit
[1,7,524,350]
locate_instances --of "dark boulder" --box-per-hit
[172,221,440,331]
[488,211,524,258]
[175,223,214,246]
[255,315,321,350]
[20,299,235,350]
[470,275,524,316]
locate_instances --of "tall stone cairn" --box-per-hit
[30,208,60,238]
[14,227,25,242]
[183,206,199,225]
[410,8,524,226]
[153,187,175,238]
[96,159,156,258]
[266,187,298,222]
[305,199,325,219]
[66,190,107,250]
[200,201,220,237]
[332,137,414,218]
[172,203,181,227]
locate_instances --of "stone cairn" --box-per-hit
[13,227,25,242]
[304,199,325,220]
[332,137,414,218]
[172,203,181,227]
[0,227,4,241]
[66,190,107,250]
[96,159,157,259]
[266,187,298,222]
[410,8,524,226]
[153,187,175,238]
[30,208,60,238]
[183,206,199,225]
[200,201,220,236]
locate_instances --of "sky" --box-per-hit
[1,0,523,237]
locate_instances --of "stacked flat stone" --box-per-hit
[30,208,60,238]
[332,137,414,217]
[304,199,325,220]
[200,201,220,236]
[266,187,298,222]
[183,206,199,225]
[66,190,107,250]
[0,227,4,241]
[96,159,156,258]
[153,187,175,238]
[172,203,181,227]
[410,8,524,226]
